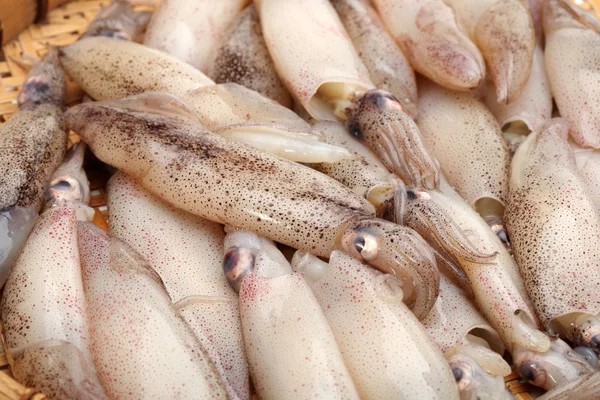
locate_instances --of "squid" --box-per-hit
[66,99,440,319]
[208,5,292,108]
[0,144,104,399]
[77,221,227,399]
[0,52,67,286]
[80,0,152,42]
[371,0,485,92]
[292,250,459,399]
[544,0,600,149]
[311,120,493,289]
[444,0,536,103]
[144,0,248,72]
[479,44,552,156]
[571,143,600,216]
[416,78,511,245]
[225,230,360,399]
[422,275,513,399]
[331,0,418,119]
[107,172,250,400]
[507,119,600,359]
[59,37,353,164]
[258,0,440,189]
[408,174,593,390]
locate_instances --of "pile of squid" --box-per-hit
[2,0,600,398]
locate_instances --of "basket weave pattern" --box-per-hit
[0,1,538,398]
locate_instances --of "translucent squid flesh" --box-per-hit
[77,222,227,399]
[422,275,512,400]
[311,121,494,290]
[80,0,152,42]
[481,44,552,156]
[0,52,68,286]
[107,172,249,400]
[258,0,440,189]
[0,146,103,399]
[331,0,418,118]
[535,370,600,400]
[66,100,440,319]
[208,5,293,108]
[507,119,600,356]
[571,143,600,216]
[416,78,511,245]
[371,0,485,92]
[445,0,536,103]
[544,0,600,149]
[293,250,459,400]
[59,37,352,164]
[426,175,593,389]
[232,231,359,399]
[143,0,249,72]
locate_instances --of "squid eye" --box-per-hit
[451,362,474,392]
[223,247,255,292]
[519,362,548,387]
[352,230,379,262]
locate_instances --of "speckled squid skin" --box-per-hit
[417,78,510,209]
[257,0,375,121]
[1,52,67,212]
[481,44,552,134]
[506,119,600,331]
[239,271,359,399]
[544,0,600,149]
[423,274,505,356]
[297,251,459,400]
[144,0,249,72]
[571,143,600,216]
[59,38,334,161]
[208,5,292,108]
[371,0,485,92]
[445,0,535,103]
[67,102,371,257]
[332,0,418,118]
[59,36,214,100]
[107,172,249,400]
[67,101,441,319]
[1,203,105,399]
[77,222,227,399]
[430,176,539,354]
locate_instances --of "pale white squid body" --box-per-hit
[507,119,600,348]
[144,0,249,72]
[237,236,359,400]
[371,0,485,92]
[77,222,227,399]
[416,78,510,230]
[293,250,459,400]
[258,0,374,121]
[544,0,600,149]
[481,44,552,155]
[1,202,105,399]
[445,0,535,103]
[107,172,249,400]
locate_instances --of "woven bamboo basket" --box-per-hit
[0,0,553,398]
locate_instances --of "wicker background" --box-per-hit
[0,0,540,398]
